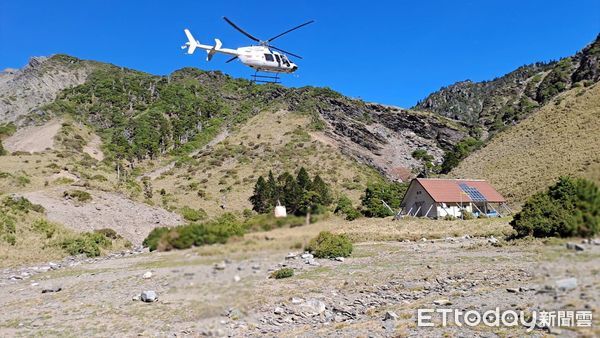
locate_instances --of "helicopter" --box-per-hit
[182,17,314,83]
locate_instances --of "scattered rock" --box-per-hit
[334,257,345,262]
[132,294,141,301]
[274,307,284,315]
[506,288,519,293]
[555,278,577,291]
[291,297,304,304]
[566,242,585,251]
[384,311,398,321]
[141,290,158,302]
[142,271,152,279]
[251,264,261,271]
[306,258,320,266]
[301,253,314,260]
[214,262,227,270]
[41,286,62,293]
[488,236,498,245]
[420,238,427,242]
[300,299,326,316]
[433,299,452,306]
[233,275,241,282]
[285,253,297,260]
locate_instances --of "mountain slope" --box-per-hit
[450,83,600,203]
[2,55,468,181]
[414,34,600,136]
[0,55,99,124]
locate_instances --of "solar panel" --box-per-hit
[459,183,486,202]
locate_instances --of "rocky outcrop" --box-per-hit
[414,34,600,134]
[0,55,96,124]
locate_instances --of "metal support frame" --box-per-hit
[413,205,422,217]
[251,71,280,84]
[487,203,502,217]
[424,204,433,218]
[501,203,513,215]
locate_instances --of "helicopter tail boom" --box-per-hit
[182,29,238,61]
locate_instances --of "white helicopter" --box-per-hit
[182,17,314,83]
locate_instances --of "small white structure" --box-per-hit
[399,178,509,219]
[274,205,287,218]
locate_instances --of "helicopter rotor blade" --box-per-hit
[223,17,260,42]
[225,56,238,63]
[269,45,303,59]
[267,20,314,43]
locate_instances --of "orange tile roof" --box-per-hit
[415,178,506,203]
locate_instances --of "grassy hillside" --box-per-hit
[451,83,600,204]
[142,109,384,217]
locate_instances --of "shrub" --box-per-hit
[180,206,208,222]
[2,196,44,213]
[143,213,245,251]
[60,232,112,257]
[306,231,353,258]
[143,226,170,251]
[271,267,294,279]
[243,213,305,231]
[462,211,475,220]
[444,215,457,221]
[63,190,92,203]
[334,195,361,221]
[94,228,120,239]
[0,140,6,156]
[361,182,408,217]
[440,137,484,174]
[510,177,600,238]
[33,219,57,238]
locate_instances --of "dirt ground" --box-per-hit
[3,119,62,153]
[23,187,184,246]
[0,218,597,337]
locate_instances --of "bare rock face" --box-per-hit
[0,55,95,124]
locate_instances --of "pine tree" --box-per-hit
[296,167,311,191]
[281,173,302,213]
[249,176,269,213]
[311,175,333,206]
[265,170,278,209]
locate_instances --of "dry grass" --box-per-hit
[146,110,383,217]
[451,83,600,204]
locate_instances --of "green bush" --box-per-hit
[63,190,92,203]
[143,226,170,251]
[306,231,353,258]
[444,215,457,221]
[243,213,306,231]
[462,211,475,220]
[440,137,484,174]
[510,177,600,238]
[361,182,408,217]
[271,267,294,279]
[2,196,45,213]
[0,140,6,156]
[334,195,361,221]
[143,213,245,251]
[33,219,57,238]
[180,206,208,222]
[60,232,112,257]
[94,228,121,239]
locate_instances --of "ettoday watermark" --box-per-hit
[417,308,593,332]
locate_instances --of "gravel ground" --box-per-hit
[0,235,598,337]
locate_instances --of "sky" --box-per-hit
[1,0,599,107]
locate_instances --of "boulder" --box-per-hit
[555,278,577,291]
[141,290,158,302]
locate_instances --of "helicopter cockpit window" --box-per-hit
[264,54,274,62]
[274,54,281,63]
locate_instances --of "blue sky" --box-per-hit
[1,0,598,107]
